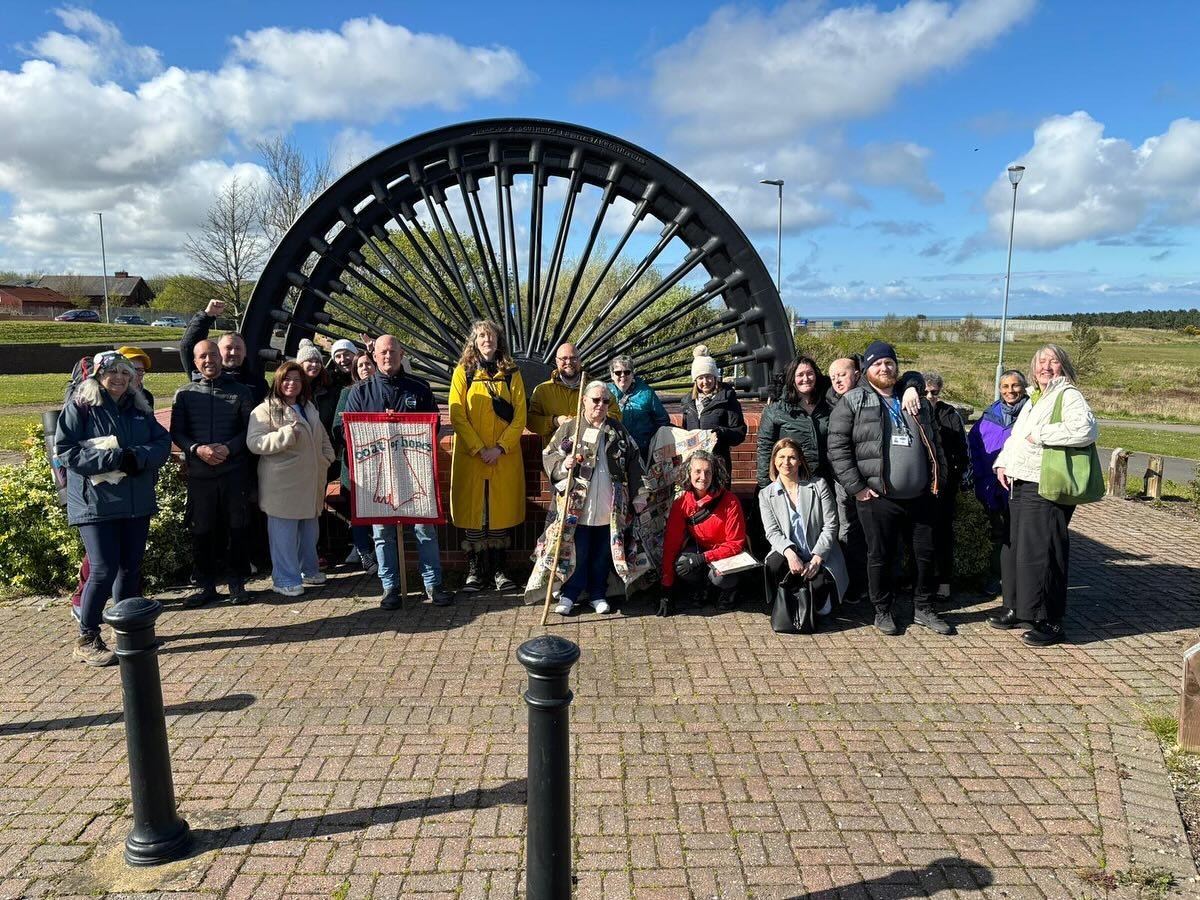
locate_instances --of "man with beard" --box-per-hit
[527,342,621,443]
[828,341,953,637]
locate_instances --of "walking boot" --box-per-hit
[490,547,518,592]
[228,578,250,606]
[184,583,219,609]
[874,607,899,636]
[380,588,403,610]
[73,631,116,667]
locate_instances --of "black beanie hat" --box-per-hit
[862,340,897,369]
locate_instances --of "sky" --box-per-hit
[1,0,1198,318]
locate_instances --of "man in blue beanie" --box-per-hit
[828,340,954,636]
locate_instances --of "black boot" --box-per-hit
[460,550,483,593]
[491,547,518,592]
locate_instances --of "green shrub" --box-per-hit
[0,424,190,596]
[952,489,992,581]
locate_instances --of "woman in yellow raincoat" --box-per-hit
[449,319,527,594]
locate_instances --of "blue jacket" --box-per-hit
[339,370,438,419]
[54,382,172,526]
[608,377,670,453]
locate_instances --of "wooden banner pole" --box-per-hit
[541,372,588,627]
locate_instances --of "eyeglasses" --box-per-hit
[556,356,578,363]
[586,396,610,405]
[611,369,632,376]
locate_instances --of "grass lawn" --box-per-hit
[0,413,40,451]
[0,320,185,345]
[1099,425,1200,462]
[0,372,192,408]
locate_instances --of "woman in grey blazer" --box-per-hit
[758,438,849,618]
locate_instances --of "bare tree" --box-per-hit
[183,175,267,322]
[255,136,332,244]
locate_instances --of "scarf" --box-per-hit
[999,395,1028,429]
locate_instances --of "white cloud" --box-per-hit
[651,0,1034,148]
[985,111,1200,249]
[0,12,528,273]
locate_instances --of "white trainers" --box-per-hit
[590,599,611,614]
[274,583,304,597]
[302,574,327,586]
[554,598,574,615]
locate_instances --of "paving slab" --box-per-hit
[2,496,1199,898]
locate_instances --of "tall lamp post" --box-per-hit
[994,164,1025,400]
[759,179,784,292]
[96,212,111,324]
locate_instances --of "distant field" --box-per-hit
[0,372,192,408]
[0,320,185,344]
[1098,425,1200,462]
[903,328,1200,426]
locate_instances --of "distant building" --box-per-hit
[0,284,70,315]
[36,272,153,307]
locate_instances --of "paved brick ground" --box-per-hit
[2,497,1199,899]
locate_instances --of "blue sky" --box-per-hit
[1,0,1198,318]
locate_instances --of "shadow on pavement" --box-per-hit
[0,692,256,736]
[787,856,993,898]
[188,778,526,851]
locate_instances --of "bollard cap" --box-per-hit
[103,597,163,632]
[517,635,580,674]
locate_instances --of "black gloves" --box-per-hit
[674,552,707,581]
[118,449,141,475]
[657,593,673,617]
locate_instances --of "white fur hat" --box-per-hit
[690,344,719,382]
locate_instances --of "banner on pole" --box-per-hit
[343,412,444,525]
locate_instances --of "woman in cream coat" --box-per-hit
[248,361,336,597]
[758,438,848,623]
[993,344,1098,646]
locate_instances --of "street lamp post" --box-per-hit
[994,165,1025,400]
[759,179,784,291]
[96,212,111,324]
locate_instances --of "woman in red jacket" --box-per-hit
[660,449,747,615]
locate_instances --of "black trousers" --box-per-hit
[834,479,867,599]
[765,551,836,611]
[1003,479,1074,624]
[856,493,936,613]
[932,486,958,585]
[186,468,252,586]
[986,505,1014,591]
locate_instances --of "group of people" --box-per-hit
[52,299,1097,666]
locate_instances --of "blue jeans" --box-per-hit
[77,516,151,633]
[372,524,442,590]
[562,524,611,604]
[267,516,320,589]
[351,524,374,558]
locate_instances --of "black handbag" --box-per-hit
[769,573,816,635]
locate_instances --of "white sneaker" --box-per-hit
[554,599,574,615]
[303,574,327,586]
[590,599,611,614]
[274,583,304,597]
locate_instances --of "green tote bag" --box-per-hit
[1038,390,1105,505]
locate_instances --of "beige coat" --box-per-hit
[248,397,336,520]
[994,377,1098,484]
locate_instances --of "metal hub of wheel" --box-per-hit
[244,118,790,397]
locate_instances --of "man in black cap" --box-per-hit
[828,340,953,636]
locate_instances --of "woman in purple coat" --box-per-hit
[969,370,1028,619]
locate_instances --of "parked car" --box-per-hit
[114,314,149,325]
[54,309,101,322]
[151,315,187,327]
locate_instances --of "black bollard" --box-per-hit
[103,598,191,866]
[517,635,580,900]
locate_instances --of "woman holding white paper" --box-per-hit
[54,351,171,667]
[660,449,748,615]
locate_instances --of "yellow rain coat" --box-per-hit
[449,363,528,531]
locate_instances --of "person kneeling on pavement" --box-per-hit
[659,449,747,616]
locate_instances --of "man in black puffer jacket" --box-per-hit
[171,340,255,607]
[180,299,269,404]
[828,341,953,638]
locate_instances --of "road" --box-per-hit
[1099,447,1195,485]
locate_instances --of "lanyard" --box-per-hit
[886,396,906,430]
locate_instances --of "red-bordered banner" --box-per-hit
[343,412,445,525]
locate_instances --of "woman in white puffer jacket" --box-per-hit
[993,344,1098,646]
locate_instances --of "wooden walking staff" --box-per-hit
[395,525,409,601]
[541,371,588,626]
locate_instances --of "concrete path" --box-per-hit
[2,498,1199,898]
[1097,419,1200,435]
[1099,447,1197,485]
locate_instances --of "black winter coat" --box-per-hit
[755,396,831,486]
[932,400,968,490]
[170,373,255,479]
[681,384,746,476]
[180,312,269,404]
[827,385,948,499]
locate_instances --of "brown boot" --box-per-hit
[73,631,116,667]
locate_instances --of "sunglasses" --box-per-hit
[586,396,610,405]
[611,369,632,376]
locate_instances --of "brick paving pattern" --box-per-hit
[2,497,1199,898]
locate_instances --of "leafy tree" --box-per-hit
[957,314,984,342]
[149,275,214,315]
[1070,319,1102,378]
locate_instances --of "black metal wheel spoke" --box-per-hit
[245,119,790,398]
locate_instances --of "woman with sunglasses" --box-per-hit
[607,355,670,460]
